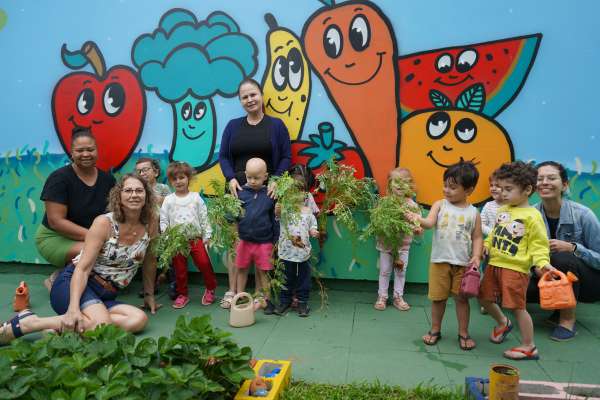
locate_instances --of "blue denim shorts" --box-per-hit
[50,264,122,315]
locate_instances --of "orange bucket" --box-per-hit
[538,270,578,310]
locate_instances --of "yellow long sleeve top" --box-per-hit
[484,205,550,274]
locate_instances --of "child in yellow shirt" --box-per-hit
[480,161,555,360]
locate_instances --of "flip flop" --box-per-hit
[504,346,539,361]
[490,319,513,344]
[423,331,442,346]
[458,334,476,351]
[0,309,36,345]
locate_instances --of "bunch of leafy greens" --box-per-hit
[0,316,254,400]
[153,223,201,271]
[316,160,376,235]
[360,176,421,259]
[206,180,243,254]
[270,172,304,228]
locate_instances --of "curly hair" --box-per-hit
[107,173,156,225]
[495,161,537,192]
[166,161,194,181]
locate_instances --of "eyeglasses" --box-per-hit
[136,167,153,174]
[122,188,145,196]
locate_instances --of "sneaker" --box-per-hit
[393,296,410,311]
[263,299,276,315]
[297,302,310,317]
[291,296,299,309]
[202,289,215,306]
[275,303,291,316]
[550,325,577,342]
[172,295,190,309]
[374,296,387,311]
[220,291,234,309]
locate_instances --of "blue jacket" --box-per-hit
[218,115,291,181]
[535,199,600,270]
[237,185,277,243]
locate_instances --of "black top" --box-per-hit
[41,165,116,230]
[230,117,273,185]
[546,215,559,240]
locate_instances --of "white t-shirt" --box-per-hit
[481,200,501,237]
[430,199,477,266]
[160,192,211,241]
[278,209,318,262]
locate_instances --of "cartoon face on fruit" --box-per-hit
[398,34,541,117]
[400,108,513,206]
[52,41,146,171]
[261,13,310,140]
[302,0,400,192]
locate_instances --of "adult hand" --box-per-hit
[144,295,160,314]
[229,179,242,198]
[61,308,86,333]
[267,181,277,199]
[310,229,319,238]
[549,239,576,253]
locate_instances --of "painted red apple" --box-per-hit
[52,41,146,171]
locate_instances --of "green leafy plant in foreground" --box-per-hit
[152,223,201,271]
[360,177,421,260]
[0,315,254,400]
[281,381,464,400]
[316,160,376,236]
[206,179,243,254]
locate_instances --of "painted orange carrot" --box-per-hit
[302,0,399,191]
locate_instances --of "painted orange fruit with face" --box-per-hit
[399,109,513,206]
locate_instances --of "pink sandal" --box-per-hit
[374,296,387,311]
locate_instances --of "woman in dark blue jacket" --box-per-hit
[218,78,291,308]
[219,78,291,198]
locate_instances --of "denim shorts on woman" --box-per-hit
[50,264,122,314]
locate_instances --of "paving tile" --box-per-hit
[347,347,450,386]
[538,359,600,384]
[256,339,349,384]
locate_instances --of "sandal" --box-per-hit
[220,291,234,309]
[490,319,513,344]
[423,331,442,346]
[0,309,36,345]
[374,296,387,311]
[393,296,410,311]
[503,346,539,361]
[458,334,476,351]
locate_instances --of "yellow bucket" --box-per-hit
[489,364,519,400]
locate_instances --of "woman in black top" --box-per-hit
[35,128,115,288]
[218,78,291,308]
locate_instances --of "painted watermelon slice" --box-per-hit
[398,34,541,118]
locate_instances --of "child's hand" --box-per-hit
[413,226,424,236]
[310,229,319,238]
[468,256,481,267]
[534,264,556,278]
[274,203,282,217]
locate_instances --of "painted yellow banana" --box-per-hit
[261,13,311,140]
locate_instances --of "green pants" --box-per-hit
[35,224,77,267]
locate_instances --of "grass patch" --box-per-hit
[281,381,464,400]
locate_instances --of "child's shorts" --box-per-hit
[428,262,465,301]
[479,264,529,310]
[235,240,273,270]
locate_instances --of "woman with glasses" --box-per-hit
[527,161,600,341]
[134,157,171,207]
[35,128,116,290]
[1,174,159,344]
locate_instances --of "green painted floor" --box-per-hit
[2,263,600,388]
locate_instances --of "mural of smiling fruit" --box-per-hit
[398,34,541,118]
[302,0,399,192]
[52,41,146,171]
[261,13,311,140]
[171,94,216,167]
[399,86,513,207]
